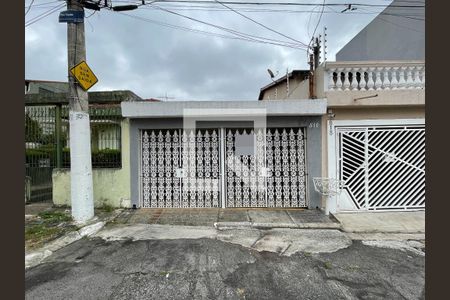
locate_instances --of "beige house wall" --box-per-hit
[261,77,309,100]
[319,106,424,209]
[52,119,131,208]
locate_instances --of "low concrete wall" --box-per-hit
[52,119,131,208]
[52,168,130,208]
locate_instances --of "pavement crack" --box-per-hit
[249,231,266,248]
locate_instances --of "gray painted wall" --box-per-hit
[336,0,424,61]
[129,116,323,210]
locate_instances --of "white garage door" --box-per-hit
[338,125,425,210]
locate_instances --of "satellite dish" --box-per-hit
[267,69,275,78]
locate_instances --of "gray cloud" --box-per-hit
[25,0,393,100]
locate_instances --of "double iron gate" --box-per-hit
[141,128,307,208]
[338,125,425,210]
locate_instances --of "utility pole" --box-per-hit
[66,0,94,223]
[313,37,320,70]
[309,53,315,99]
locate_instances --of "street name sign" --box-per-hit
[59,10,84,23]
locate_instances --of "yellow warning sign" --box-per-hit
[70,61,98,91]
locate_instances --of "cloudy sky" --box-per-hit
[25,0,407,100]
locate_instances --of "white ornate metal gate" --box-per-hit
[338,126,425,210]
[141,127,307,208]
[225,128,307,208]
[141,129,220,208]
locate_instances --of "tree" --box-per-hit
[25,112,43,143]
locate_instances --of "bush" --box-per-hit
[62,148,121,168]
[26,147,121,168]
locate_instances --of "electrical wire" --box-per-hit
[25,0,35,16]
[306,0,325,55]
[148,3,309,49]
[115,0,424,8]
[25,3,66,27]
[25,0,61,9]
[118,12,307,49]
[156,1,425,8]
[212,0,309,47]
[136,2,423,21]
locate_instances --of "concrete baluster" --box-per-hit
[343,68,351,91]
[406,66,414,89]
[367,67,375,91]
[350,68,358,90]
[382,67,391,90]
[374,67,383,90]
[328,68,336,91]
[398,66,406,89]
[391,67,399,90]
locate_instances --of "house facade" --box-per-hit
[258,0,425,214]
[122,100,327,209]
[48,0,425,214]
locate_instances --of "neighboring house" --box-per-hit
[25,80,126,151]
[25,84,142,204]
[25,79,69,94]
[258,70,310,100]
[258,0,425,214]
[335,0,424,61]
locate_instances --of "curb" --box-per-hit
[25,210,122,269]
[214,221,342,230]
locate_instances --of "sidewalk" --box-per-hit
[332,211,425,233]
[112,208,342,230]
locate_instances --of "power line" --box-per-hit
[25,3,66,27]
[137,2,424,21]
[147,4,309,49]
[307,0,325,54]
[25,0,35,16]
[143,1,425,8]
[118,11,308,49]
[25,0,61,9]
[212,0,309,47]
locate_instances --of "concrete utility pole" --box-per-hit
[66,0,94,223]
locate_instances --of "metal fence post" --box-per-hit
[55,104,63,168]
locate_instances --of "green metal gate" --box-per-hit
[25,104,123,203]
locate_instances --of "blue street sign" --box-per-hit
[59,10,84,23]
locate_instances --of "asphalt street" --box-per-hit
[25,234,425,300]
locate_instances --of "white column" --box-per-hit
[336,68,343,91]
[391,67,399,90]
[343,68,351,91]
[328,68,336,91]
[367,67,375,91]
[382,67,391,90]
[406,66,414,89]
[398,66,406,89]
[374,67,383,90]
[350,68,358,90]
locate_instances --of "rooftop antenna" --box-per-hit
[267,69,279,82]
[157,92,175,101]
[341,4,357,13]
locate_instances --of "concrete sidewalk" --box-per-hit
[333,211,425,234]
[113,208,341,230]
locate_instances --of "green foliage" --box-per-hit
[38,211,72,223]
[99,204,115,212]
[25,113,44,142]
[26,146,121,168]
[323,261,333,269]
